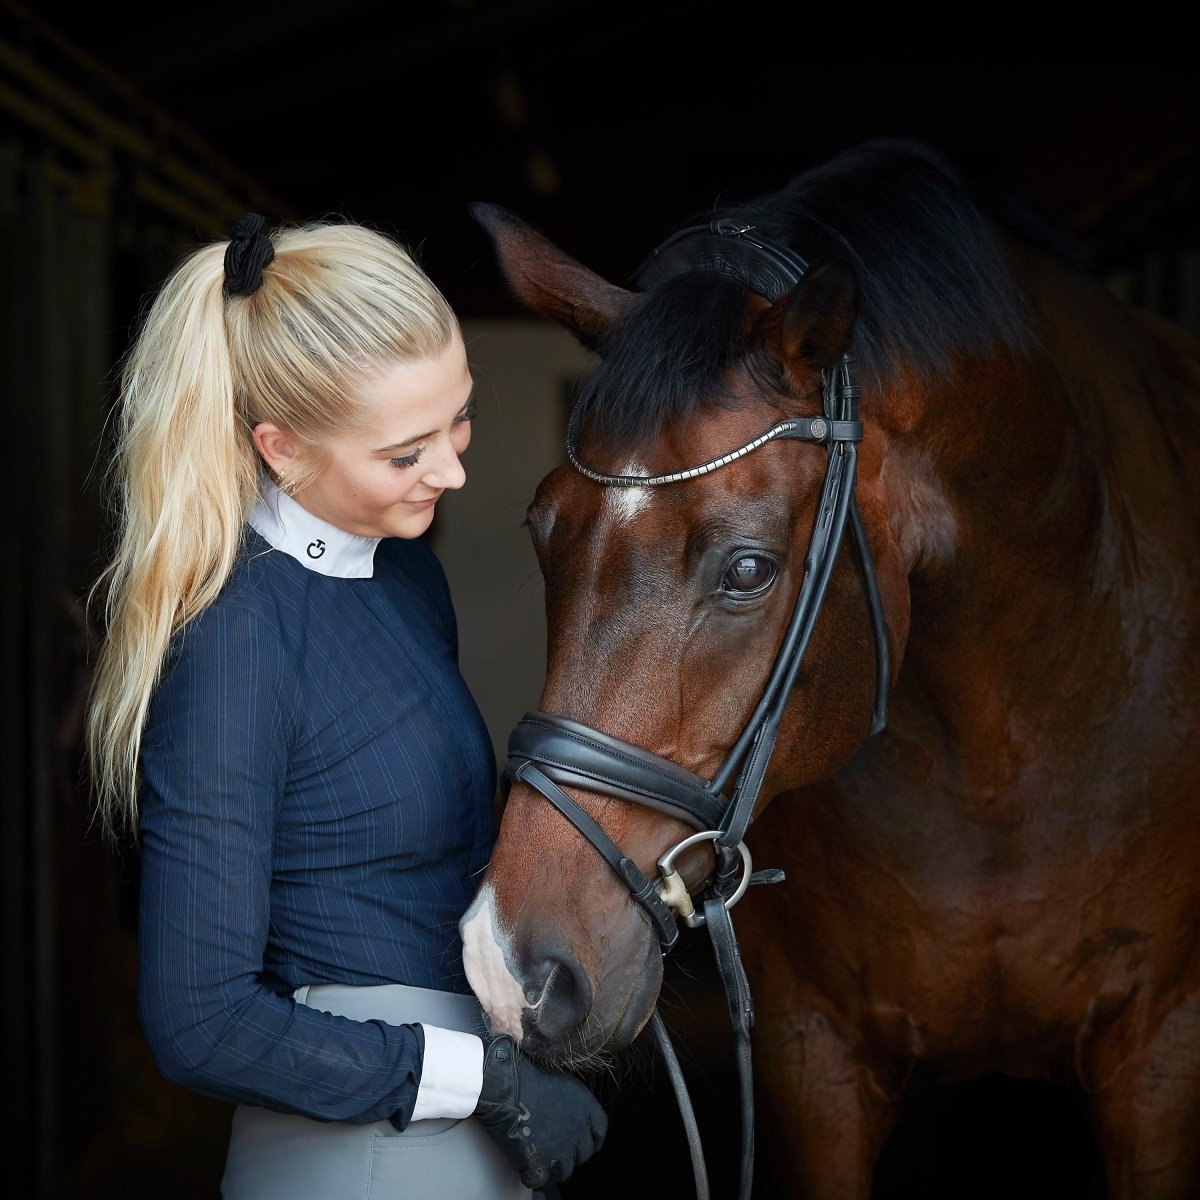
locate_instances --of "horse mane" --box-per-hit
[577,138,1087,448]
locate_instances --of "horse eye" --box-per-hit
[722,554,777,595]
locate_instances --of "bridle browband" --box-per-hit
[568,413,866,487]
[502,219,892,1200]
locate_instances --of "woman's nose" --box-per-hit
[423,441,467,490]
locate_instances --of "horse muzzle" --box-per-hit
[460,867,665,1062]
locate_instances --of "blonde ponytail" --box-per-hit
[87,221,457,838]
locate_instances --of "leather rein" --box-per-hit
[502,220,890,1200]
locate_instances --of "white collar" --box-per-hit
[249,480,380,579]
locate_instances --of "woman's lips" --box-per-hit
[406,495,440,509]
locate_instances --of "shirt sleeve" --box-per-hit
[411,1024,484,1120]
[137,602,427,1126]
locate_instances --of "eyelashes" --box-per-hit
[389,398,478,469]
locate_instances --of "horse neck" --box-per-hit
[878,242,1173,764]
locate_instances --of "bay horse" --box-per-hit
[459,139,1200,1198]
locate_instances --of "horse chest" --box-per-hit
[745,773,1173,1065]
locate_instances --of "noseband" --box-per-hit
[502,220,891,1199]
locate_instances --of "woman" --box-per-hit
[86,213,606,1199]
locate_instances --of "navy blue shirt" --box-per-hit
[137,506,497,1125]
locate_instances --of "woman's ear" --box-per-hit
[253,421,304,484]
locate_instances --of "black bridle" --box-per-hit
[502,220,891,1200]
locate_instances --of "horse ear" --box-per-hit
[760,260,858,377]
[470,203,634,351]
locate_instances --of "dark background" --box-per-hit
[15,3,1200,318]
[3,5,1198,1197]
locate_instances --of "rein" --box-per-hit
[502,221,890,1200]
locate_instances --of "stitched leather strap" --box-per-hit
[507,713,726,832]
[631,218,811,302]
[704,895,755,1200]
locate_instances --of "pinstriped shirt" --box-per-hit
[136,489,497,1124]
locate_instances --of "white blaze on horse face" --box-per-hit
[460,885,528,1042]
[603,461,653,524]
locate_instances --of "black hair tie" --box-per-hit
[223,212,275,296]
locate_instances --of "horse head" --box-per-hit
[457,136,1200,1199]
[460,201,915,1063]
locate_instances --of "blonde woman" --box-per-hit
[86,214,606,1200]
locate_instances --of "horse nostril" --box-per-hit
[525,950,593,1043]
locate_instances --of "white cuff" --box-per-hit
[412,1025,484,1121]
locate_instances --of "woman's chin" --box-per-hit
[384,505,437,539]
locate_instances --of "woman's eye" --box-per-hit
[722,554,777,595]
[453,398,479,426]
[389,445,425,469]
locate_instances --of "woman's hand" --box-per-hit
[473,1035,607,1189]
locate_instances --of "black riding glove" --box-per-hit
[473,1035,607,1189]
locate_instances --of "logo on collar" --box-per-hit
[307,539,326,560]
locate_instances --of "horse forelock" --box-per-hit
[574,137,1060,461]
[575,271,757,453]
